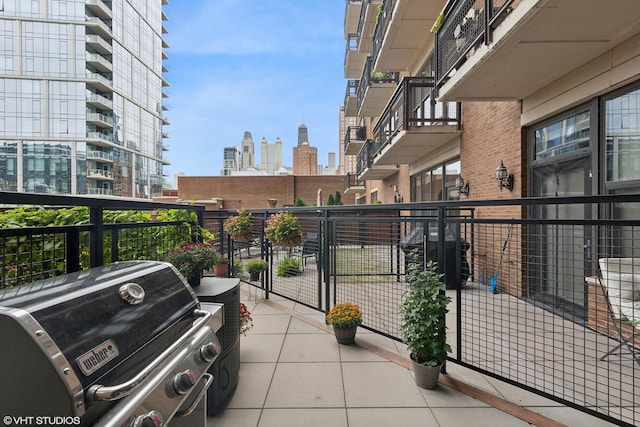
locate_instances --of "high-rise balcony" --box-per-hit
[85,16,112,38]
[87,131,114,147]
[370,77,461,166]
[87,168,114,180]
[356,140,398,180]
[86,71,113,92]
[356,57,399,118]
[343,80,359,117]
[344,125,367,156]
[343,172,366,194]
[86,149,114,162]
[86,93,113,110]
[435,0,640,101]
[86,112,114,128]
[85,0,112,19]
[86,53,112,73]
[343,1,362,39]
[344,34,367,79]
[86,34,112,55]
[356,0,382,54]
[372,0,445,72]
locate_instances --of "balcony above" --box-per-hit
[86,112,114,128]
[344,34,367,78]
[344,1,362,39]
[85,17,112,39]
[86,53,112,73]
[86,93,113,110]
[344,126,367,155]
[343,172,366,195]
[372,0,444,72]
[87,149,114,162]
[86,71,113,92]
[371,77,461,165]
[344,80,359,117]
[356,140,399,181]
[86,34,112,54]
[87,168,114,180]
[436,0,640,101]
[357,0,382,54]
[85,0,112,19]
[357,57,399,118]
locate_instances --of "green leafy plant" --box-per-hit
[164,242,218,278]
[223,209,252,237]
[276,256,301,277]
[400,253,451,367]
[245,258,268,275]
[326,302,362,328]
[265,211,302,243]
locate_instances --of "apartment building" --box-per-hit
[0,0,169,198]
[342,0,640,317]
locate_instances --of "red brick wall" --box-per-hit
[177,175,355,210]
[461,101,526,295]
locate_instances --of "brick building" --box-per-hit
[292,142,318,176]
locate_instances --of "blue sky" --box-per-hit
[163,0,346,178]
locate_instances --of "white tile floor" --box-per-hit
[206,284,618,427]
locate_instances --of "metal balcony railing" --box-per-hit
[372,77,460,157]
[435,0,515,91]
[371,0,395,66]
[356,57,399,116]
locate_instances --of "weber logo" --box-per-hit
[77,339,119,376]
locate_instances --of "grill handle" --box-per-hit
[87,309,212,402]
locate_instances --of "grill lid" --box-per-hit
[0,261,200,417]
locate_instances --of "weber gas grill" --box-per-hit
[0,261,223,427]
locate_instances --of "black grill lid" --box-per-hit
[0,261,199,389]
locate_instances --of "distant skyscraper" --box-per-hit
[222,147,239,176]
[240,131,255,169]
[297,124,308,146]
[261,137,283,175]
[293,142,317,175]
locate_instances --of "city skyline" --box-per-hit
[164,1,345,177]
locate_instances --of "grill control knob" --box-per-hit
[131,410,163,427]
[199,342,220,362]
[172,370,197,395]
[119,283,145,305]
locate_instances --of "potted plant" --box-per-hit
[276,256,302,277]
[164,241,218,287]
[400,255,452,389]
[213,252,230,277]
[245,258,268,281]
[265,211,302,247]
[224,209,253,242]
[326,301,363,345]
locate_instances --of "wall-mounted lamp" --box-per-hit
[496,160,514,191]
[455,175,469,196]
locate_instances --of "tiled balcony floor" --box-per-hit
[206,283,617,427]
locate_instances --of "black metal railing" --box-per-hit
[3,192,640,426]
[356,56,399,116]
[355,139,375,176]
[371,0,395,64]
[0,191,205,287]
[343,173,365,192]
[343,79,358,107]
[372,77,460,158]
[344,125,366,154]
[435,0,515,91]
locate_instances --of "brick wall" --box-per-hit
[177,175,355,210]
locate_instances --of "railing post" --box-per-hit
[66,229,81,273]
[89,206,104,268]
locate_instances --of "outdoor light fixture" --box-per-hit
[455,175,469,196]
[496,160,514,191]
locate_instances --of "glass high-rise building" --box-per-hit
[0,0,169,198]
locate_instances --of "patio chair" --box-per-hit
[598,258,640,367]
[295,233,318,270]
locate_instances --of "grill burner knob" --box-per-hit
[172,369,197,395]
[199,342,220,362]
[131,410,163,427]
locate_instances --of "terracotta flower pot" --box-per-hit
[213,263,229,277]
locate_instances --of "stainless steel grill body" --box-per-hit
[0,261,223,426]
